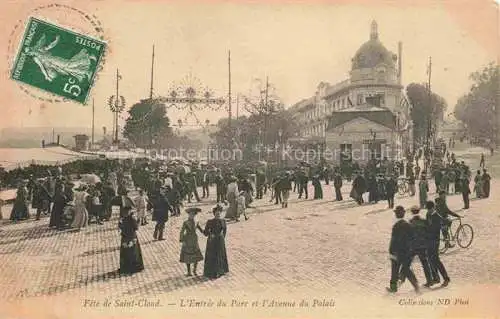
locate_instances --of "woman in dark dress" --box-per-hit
[10,183,29,221]
[118,210,144,274]
[49,184,68,229]
[180,207,203,276]
[482,169,491,198]
[311,174,323,199]
[197,204,229,279]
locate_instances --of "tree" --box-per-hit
[406,83,447,144]
[210,109,298,161]
[455,62,499,144]
[123,99,172,148]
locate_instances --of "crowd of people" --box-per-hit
[2,147,491,287]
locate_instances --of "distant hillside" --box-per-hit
[0,127,104,148]
[180,126,217,146]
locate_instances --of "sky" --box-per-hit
[0,0,498,132]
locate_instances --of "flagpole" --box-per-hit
[236,94,239,120]
[91,98,95,147]
[425,56,432,172]
[115,69,119,143]
[150,44,155,99]
[228,50,232,129]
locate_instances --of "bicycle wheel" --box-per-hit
[456,224,474,248]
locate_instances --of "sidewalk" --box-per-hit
[0,180,498,318]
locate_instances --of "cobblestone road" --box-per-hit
[0,153,498,318]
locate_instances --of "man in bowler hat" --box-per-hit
[387,205,419,293]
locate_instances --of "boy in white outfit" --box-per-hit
[134,189,149,225]
[237,191,249,221]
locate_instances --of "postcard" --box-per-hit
[0,1,498,318]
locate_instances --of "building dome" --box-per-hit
[351,21,397,70]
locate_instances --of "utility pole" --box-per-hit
[115,68,120,143]
[425,56,432,172]
[228,50,232,128]
[236,94,239,120]
[264,76,269,147]
[91,98,95,147]
[150,44,155,99]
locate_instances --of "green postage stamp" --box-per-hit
[11,17,106,104]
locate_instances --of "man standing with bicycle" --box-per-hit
[435,191,461,248]
[425,201,450,287]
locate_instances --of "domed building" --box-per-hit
[288,20,413,166]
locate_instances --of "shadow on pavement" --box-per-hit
[365,208,390,215]
[123,274,209,296]
[0,226,73,246]
[15,269,123,298]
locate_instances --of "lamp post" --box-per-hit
[278,129,283,168]
[369,129,377,161]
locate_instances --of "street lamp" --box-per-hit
[369,129,377,160]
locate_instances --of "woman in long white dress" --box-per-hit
[224,177,239,220]
[71,185,89,230]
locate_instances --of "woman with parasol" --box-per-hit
[179,207,204,276]
[71,184,89,230]
[196,204,229,279]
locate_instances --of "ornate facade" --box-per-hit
[288,21,413,164]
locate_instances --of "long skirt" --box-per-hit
[10,201,29,221]
[180,237,204,264]
[203,235,229,279]
[474,183,483,198]
[244,191,253,206]
[119,237,144,274]
[314,184,323,199]
[419,191,427,208]
[483,182,490,197]
[225,193,237,219]
[49,203,65,228]
[71,206,88,229]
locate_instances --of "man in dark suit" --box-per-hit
[387,206,419,293]
[425,201,451,287]
[149,186,172,241]
[333,172,343,201]
[435,191,461,248]
[201,169,210,199]
[461,177,470,209]
[409,206,433,287]
[385,174,397,209]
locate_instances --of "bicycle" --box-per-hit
[439,216,474,254]
[397,177,408,195]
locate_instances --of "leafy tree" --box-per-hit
[406,83,447,144]
[210,110,298,161]
[455,62,499,144]
[123,99,172,148]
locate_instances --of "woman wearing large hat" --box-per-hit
[179,207,203,276]
[118,203,144,275]
[70,184,89,230]
[224,176,239,220]
[197,204,229,279]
